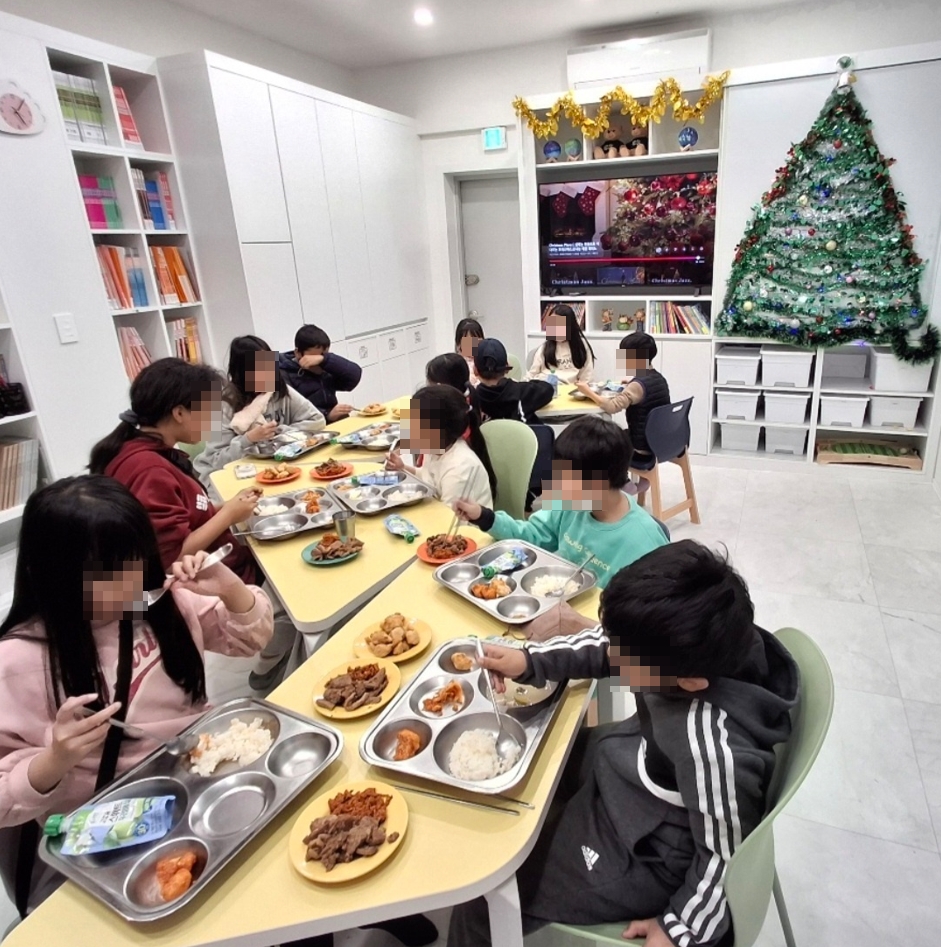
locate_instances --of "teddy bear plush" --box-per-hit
[594,123,626,159]
[625,122,649,157]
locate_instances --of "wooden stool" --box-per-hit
[631,450,701,524]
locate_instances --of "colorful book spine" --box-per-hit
[164,247,199,303]
[78,174,107,228]
[151,172,177,229]
[150,246,180,305]
[131,168,153,229]
[52,71,82,142]
[112,86,143,150]
[144,180,167,230]
[69,75,106,144]
[98,176,123,228]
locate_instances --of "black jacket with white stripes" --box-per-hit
[518,625,799,947]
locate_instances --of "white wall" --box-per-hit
[353,0,941,134]
[0,0,354,95]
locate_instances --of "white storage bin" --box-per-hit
[869,346,933,393]
[819,394,869,429]
[716,389,759,421]
[764,392,809,424]
[760,345,814,388]
[822,347,868,381]
[716,347,761,386]
[869,395,921,430]
[764,426,808,456]
[720,423,760,452]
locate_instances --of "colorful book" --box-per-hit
[164,247,199,303]
[117,326,153,379]
[144,180,167,230]
[112,86,143,150]
[131,168,152,229]
[78,174,107,228]
[98,176,123,228]
[0,437,38,511]
[149,172,177,230]
[150,246,180,305]
[52,71,82,142]
[68,75,106,145]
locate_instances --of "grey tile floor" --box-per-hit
[4,463,941,946]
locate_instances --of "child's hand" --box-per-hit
[622,918,672,946]
[575,381,593,395]
[246,420,279,444]
[328,404,353,422]
[298,352,325,370]
[453,498,481,523]
[52,695,121,772]
[477,644,528,693]
[167,552,257,613]
[222,487,261,525]
[385,449,405,471]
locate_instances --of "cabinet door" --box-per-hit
[357,365,385,406]
[316,101,372,338]
[658,340,712,455]
[380,353,411,402]
[408,347,430,393]
[405,322,429,353]
[240,243,303,345]
[209,69,290,242]
[269,87,344,341]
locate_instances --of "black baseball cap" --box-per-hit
[474,338,511,374]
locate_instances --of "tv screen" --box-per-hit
[539,171,718,294]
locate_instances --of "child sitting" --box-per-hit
[449,540,799,947]
[575,331,671,473]
[455,317,485,386]
[278,324,363,422]
[455,415,667,588]
[526,304,595,385]
[471,339,554,423]
[387,385,495,508]
[425,352,471,396]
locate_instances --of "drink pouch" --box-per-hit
[45,796,175,856]
[355,473,401,487]
[481,547,528,579]
[385,514,419,543]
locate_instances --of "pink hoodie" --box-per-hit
[0,585,273,827]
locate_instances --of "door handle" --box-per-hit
[464,274,480,286]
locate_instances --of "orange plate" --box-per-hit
[310,463,354,481]
[255,467,301,486]
[416,538,477,565]
[359,406,387,417]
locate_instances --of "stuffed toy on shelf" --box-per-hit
[594,123,627,159]
[625,122,649,156]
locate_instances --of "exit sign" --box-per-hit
[481,126,507,151]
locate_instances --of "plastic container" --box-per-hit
[819,394,869,429]
[719,423,760,452]
[716,390,759,421]
[822,347,868,381]
[869,395,921,430]
[869,346,933,393]
[764,426,808,456]
[759,345,814,388]
[715,347,761,386]
[764,392,809,424]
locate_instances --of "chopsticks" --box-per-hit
[445,467,479,539]
[390,784,530,815]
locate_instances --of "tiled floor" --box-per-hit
[4,464,941,946]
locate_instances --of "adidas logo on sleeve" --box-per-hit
[581,845,599,872]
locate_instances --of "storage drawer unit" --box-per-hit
[760,345,814,388]
[764,392,810,424]
[716,390,759,421]
[720,423,760,452]
[869,395,922,430]
[764,426,808,455]
[716,347,761,386]
[819,395,869,428]
[869,346,933,393]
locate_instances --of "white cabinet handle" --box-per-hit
[359,345,368,358]
[389,338,397,351]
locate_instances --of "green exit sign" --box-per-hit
[481,126,507,151]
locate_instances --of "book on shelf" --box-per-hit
[144,180,167,230]
[51,71,81,142]
[151,246,199,305]
[541,301,586,330]
[117,326,153,379]
[77,173,123,229]
[111,86,143,150]
[131,168,152,229]
[66,74,107,145]
[0,437,39,511]
[168,316,203,364]
[96,245,149,310]
[647,301,711,335]
[150,172,177,229]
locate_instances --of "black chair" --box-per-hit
[629,397,701,525]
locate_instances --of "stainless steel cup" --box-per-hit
[332,510,357,540]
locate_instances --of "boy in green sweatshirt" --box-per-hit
[455,415,668,588]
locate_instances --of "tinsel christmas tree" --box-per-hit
[716,66,939,364]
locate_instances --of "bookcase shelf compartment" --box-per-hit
[107,65,171,154]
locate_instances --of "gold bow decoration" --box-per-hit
[513,72,731,140]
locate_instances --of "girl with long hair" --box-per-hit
[526,304,595,385]
[454,317,485,387]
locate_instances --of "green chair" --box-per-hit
[176,440,205,461]
[480,420,538,520]
[548,628,833,947]
[508,353,523,381]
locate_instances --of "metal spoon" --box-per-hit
[142,543,233,607]
[475,638,522,765]
[546,549,595,598]
[82,710,199,757]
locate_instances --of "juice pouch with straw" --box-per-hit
[480,547,529,579]
[44,796,176,856]
[355,473,401,487]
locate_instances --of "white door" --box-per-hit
[460,176,524,363]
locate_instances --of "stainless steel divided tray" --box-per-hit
[247,427,339,459]
[327,470,432,516]
[360,638,566,795]
[247,486,337,540]
[39,698,342,922]
[335,421,400,450]
[432,540,596,624]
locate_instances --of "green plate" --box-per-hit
[301,541,361,566]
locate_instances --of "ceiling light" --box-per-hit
[414,7,434,26]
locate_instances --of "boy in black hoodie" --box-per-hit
[448,540,799,947]
[470,338,554,423]
[278,324,362,422]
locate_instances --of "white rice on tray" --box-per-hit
[529,575,578,598]
[448,729,521,782]
[188,716,273,777]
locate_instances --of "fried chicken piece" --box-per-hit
[156,851,197,902]
[422,680,465,715]
[393,728,422,761]
[451,653,474,672]
[380,613,408,633]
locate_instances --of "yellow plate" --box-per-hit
[288,780,408,884]
[351,619,433,664]
[312,657,401,720]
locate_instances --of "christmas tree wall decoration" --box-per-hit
[717,59,939,364]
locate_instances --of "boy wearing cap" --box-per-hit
[471,338,554,424]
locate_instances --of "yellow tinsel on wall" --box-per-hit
[513,72,731,140]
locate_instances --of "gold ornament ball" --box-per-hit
[858,295,867,304]
[826,239,837,251]
[743,300,754,312]
[798,195,809,206]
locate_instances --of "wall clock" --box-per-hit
[0,80,45,135]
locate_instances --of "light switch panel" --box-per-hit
[53,312,78,344]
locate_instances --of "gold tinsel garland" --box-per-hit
[513,72,731,140]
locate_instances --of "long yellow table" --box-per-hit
[536,383,606,420]
[9,563,601,947]
[314,395,411,464]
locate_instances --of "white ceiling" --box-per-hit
[168,0,806,70]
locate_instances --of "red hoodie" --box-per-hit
[105,437,255,581]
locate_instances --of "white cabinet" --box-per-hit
[380,353,411,402]
[658,339,712,455]
[378,328,407,360]
[357,366,385,406]
[316,101,373,338]
[406,323,429,353]
[269,87,344,342]
[209,68,290,243]
[409,347,430,391]
[240,243,303,346]
[347,335,379,369]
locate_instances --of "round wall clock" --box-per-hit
[0,80,46,135]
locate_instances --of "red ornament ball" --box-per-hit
[815,316,824,324]
[767,265,775,274]
[642,202,656,217]
[808,228,816,236]
[655,205,668,218]
[834,139,843,149]
[600,232,613,250]
[670,196,688,211]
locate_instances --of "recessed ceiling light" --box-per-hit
[414,7,434,27]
